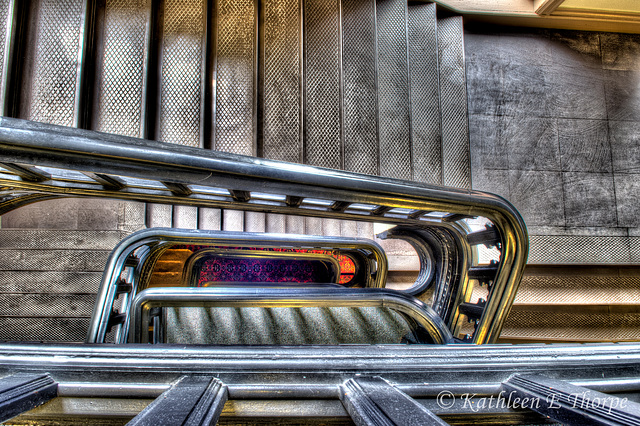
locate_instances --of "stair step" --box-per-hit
[342,0,378,175]
[500,310,640,343]
[94,0,151,138]
[514,266,640,305]
[0,271,102,293]
[515,276,640,305]
[0,1,10,117]
[0,229,127,250]
[244,212,266,233]
[376,0,411,180]
[22,0,85,127]
[156,0,205,148]
[198,208,222,230]
[437,15,471,189]
[265,214,286,233]
[0,293,95,317]
[147,204,173,228]
[303,0,341,170]
[213,0,256,156]
[261,0,302,163]
[0,317,90,342]
[173,206,198,229]
[0,249,109,272]
[408,2,441,185]
[511,304,640,314]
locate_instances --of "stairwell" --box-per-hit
[0,0,637,344]
[0,0,473,342]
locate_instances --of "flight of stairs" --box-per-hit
[0,0,473,342]
[3,0,634,344]
[0,229,125,342]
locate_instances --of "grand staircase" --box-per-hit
[0,0,638,345]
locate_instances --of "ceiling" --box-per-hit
[559,0,640,15]
[436,0,640,33]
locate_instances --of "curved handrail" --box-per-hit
[86,227,388,343]
[130,287,454,344]
[0,118,528,343]
[379,223,473,332]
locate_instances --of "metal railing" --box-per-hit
[2,342,640,424]
[131,287,454,344]
[0,117,528,343]
[87,228,389,344]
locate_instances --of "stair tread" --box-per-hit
[408,2,442,185]
[0,271,102,293]
[0,317,90,342]
[0,249,110,272]
[438,16,471,189]
[0,229,128,250]
[0,293,95,317]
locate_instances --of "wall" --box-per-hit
[465,25,640,264]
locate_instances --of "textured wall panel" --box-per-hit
[0,0,11,107]
[262,0,301,163]
[341,0,378,175]
[304,0,342,169]
[375,0,411,180]
[438,16,470,188]
[28,0,84,127]
[96,0,150,137]
[158,0,205,147]
[215,0,256,156]
[408,3,441,184]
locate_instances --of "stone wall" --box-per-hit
[465,26,640,264]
